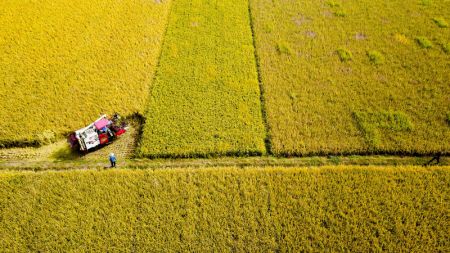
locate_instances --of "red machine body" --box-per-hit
[67,114,127,152]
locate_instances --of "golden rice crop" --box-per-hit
[137,0,266,157]
[250,0,450,155]
[0,0,172,147]
[1,166,448,251]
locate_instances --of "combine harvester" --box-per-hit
[68,114,127,152]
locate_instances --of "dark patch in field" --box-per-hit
[322,10,333,18]
[305,31,317,38]
[381,18,390,25]
[292,14,312,26]
[376,74,388,83]
[339,66,353,75]
[355,32,367,40]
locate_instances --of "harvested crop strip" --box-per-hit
[0,0,171,147]
[1,166,448,251]
[137,0,266,157]
[249,0,450,155]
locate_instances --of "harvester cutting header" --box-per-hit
[68,114,127,152]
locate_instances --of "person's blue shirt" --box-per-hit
[109,153,116,162]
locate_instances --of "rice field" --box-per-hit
[1,1,448,251]
[137,0,266,158]
[0,0,450,158]
[1,0,449,158]
[250,0,450,155]
[0,0,171,147]
[1,166,448,251]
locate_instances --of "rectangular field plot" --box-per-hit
[0,0,171,146]
[250,0,450,155]
[1,166,448,251]
[138,0,266,157]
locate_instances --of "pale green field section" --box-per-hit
[0,0,171,147]
[1,166,448,251]
[137,0,266,157]
[250,0,450,155]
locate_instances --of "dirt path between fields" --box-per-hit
[1,155,447,172]
[1,120,447,171]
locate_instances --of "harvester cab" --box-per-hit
[68,114,127,152]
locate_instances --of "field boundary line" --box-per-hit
[1,156,448,172]
[247,0,272,155]
[135,0,176,156]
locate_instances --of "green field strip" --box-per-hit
[1,166,448,251]
[0,0,172,147]
[137,0,266,158]
[249,0,450,156]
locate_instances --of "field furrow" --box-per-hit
[137,0,266,158]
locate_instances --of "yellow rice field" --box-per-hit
[0,0,171,147]
[250,0,450,155]
[1,166,448,251]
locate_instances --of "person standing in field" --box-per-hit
[109,153,117,168]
